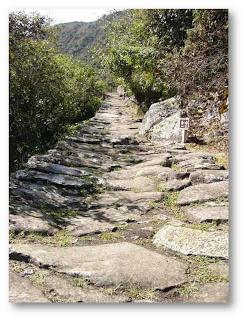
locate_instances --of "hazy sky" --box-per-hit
[11,9,115,24]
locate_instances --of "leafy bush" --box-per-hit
[9,12,105,171]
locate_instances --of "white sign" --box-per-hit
[179,118,189,130]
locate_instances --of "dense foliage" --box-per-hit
[97,9,228,105]
[9,12,105,172]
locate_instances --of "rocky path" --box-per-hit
[9,93,229,303]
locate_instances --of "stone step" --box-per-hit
[10,182,87,210]
[177,181,229,205]
[9,242,188,290]
[153,225,228,259]
[185,206,229,223]
[12,169,93,189]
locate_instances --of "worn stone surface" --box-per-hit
[43,273,129,303]
[10,242,188,290]
[13,170,93,189]
[135,165,169,178]
[177,181,229,205]
[188,283,229,303]
[157,168,179,181]
[189,170,229,184]
[160,179,191,192]
[10,182,86,209]
[9,92,229,303]
[185,206,229,223]
[97,191,163,206]
[153,226,228,258]
[9,202,59,235]
[9,271,49,303]
[64,216,117,236]
[108,177,158,192]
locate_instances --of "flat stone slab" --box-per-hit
[157,168,179,181]
[9,202,59,235]
[98,191,163,205]
[153,226,228,258]
[160,179,191,192]
[173,152,215,164]
[188,283,229,303]
[13,170,93,189]
[43,273,129,303]
[10,182,86,209]
[108,177,158,192]
[134,154,171,168]
[189,170,229,184]
[185,206,229,223]
[25,161,89,177]
[177,181,229,205]
[135,165,169,178]
[9,242,188,290]
[9,271,49,303]
[64,216,117,236]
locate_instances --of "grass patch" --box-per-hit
[171,164,181,172]
[180,282,199,297]
[54,229,72,247]
[162,192,180,207]
[187,221,217,231]
[215,154,229,169]
[72,277,89,288]
[100,232,121,241]
[80,236,93,242]
[189,260,229,284]
[30,272,46,286]
[133,238,153,245]
[41,206,78,223]
[125,286,156,301]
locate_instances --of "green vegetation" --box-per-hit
[97,9,228,107]
[100,231,121,241]
[30,272,46,285]
[72,277,89,288]
[124,286,156,301]
[9,12,105,172]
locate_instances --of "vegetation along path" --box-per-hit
[9,93,229,303]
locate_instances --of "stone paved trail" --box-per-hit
[9,93,229,303]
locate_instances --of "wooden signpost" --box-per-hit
[179,117,189,144]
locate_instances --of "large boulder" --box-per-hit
[139,96,183,142]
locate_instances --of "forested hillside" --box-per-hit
[57,21,102,66]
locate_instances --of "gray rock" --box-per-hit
[185,206,229,223]
[150,111,182,142]
[108,177,158,192]
[9,202,59,235]
[189,170,229,184]
[177,181,229,205]
[25,162,90,177]
[153,225,228,258]
[188,283,229,303]
[139,96,181,136]
[157,168,179,181]
[98,191,163,206]
[10,242,188,290]
[135,165,169,178]
[9,271,49,303]
[64,216,117,236]
[13,170,93,189]
[172,152,215,164]
[10,182,86,209]
[160,179,191,192]
[43,273,129,303]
